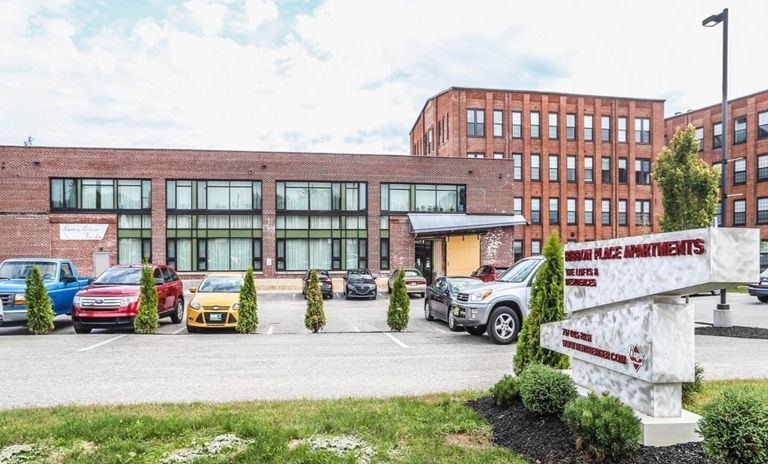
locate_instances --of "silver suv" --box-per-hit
[452,256,544,345]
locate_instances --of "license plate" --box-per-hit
[209,313,222,322]
[409,282,417,286]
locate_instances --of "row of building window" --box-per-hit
[513,198,652,226]
[509,154,652,185]
[468,110,650,144]
[51,180,467,214]
[693,111,768,151]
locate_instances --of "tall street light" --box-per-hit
[703,8,731,326]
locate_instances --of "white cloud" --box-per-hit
[0,0,765,154]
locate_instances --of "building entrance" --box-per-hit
[415,240,434,285]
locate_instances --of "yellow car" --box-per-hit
[186,272,245,332]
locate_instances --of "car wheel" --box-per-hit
[388,283,393,293]
[758,296,768,303]
[447,309,464,332]
[466,325,486,336]
[711,289,722,296]
[329,292,333,300]
[424,300,435,321]
[371,293,377,300]
[170,298,184,324]
[186,324,199,333]
[74,325,92,334]
[487,306,520,345]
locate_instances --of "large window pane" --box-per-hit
[118,238,143,264]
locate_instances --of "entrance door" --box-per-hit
[415,240,434,285]
[446,235,480,276]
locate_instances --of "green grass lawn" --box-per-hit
[0,379,766,463]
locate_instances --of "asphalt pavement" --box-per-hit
[0,291,766,410]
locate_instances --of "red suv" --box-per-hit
[71,264,185,333]
[471,264,509,282]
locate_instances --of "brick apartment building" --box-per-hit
[664,89,768,266]
[409,87,666,257]
[0,147,522,280]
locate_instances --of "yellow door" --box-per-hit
[446,235,480,276]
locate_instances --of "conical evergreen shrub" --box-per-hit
[25,265,55,335]
[387,267,410,331]
[133,261,159,334]
[513,230,570,375]
[236,267,259,334]
[304,269,326,333]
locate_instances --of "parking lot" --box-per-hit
[0,291,767,411]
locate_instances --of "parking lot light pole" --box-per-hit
[703,7,731,326]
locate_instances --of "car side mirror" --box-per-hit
[189,287,197,293]
[62,276,77,284]
[155,277,164,285]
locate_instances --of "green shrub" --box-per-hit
[387,267,410,332]
[133,261,159,334]
[513,230,570,376]
[490,375,520,407]
[25,265,54,335]
[681,363,704,406]
[236,267,258,334]
[562,392,641,459]
[697,386,768,464]
[518,364,577,416]
[304,269,326,333]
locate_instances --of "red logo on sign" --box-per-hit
[628,344,646,371]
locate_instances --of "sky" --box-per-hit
[0,0,765,155]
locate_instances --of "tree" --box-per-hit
[236,267,259,334]
[25,265,55,335]
[133,261,159,334]
[513,230,570,375]
[652,124,721,232]
[387,267,410,331]
[304,269,326,333]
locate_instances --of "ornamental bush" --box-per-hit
[518,363,577,416]
[133,261,159,334]
[513,230,570,376]
[562,391,641,460]
[490,375,520,407]
[387,267,410,332]
[25,265,55,335]
[697,386,768,464]
[304,269,326,333]
[681,363,704,406]
[236,267,258,334]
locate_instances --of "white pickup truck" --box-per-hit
[452,255,545,345]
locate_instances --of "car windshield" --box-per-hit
[449,279,481,292]
[403,270,422,278]
[348,273,373,281]
[198,275,244,293]
[93,267,143,285]
[0,262,57,280]
[497,259,540,283]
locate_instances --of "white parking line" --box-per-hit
[78,334,127,352]
[432,327,446,333]
[267,325,275,335]
[384,332,409,349]
[172,326,187,335]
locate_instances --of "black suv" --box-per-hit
[342,269,378,300]
[302,269,334,299]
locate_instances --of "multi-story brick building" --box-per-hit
[665,89,768,267]
[0,146,522,280]
[410,87,666,257]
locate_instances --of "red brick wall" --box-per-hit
[0,147,516,278]
[665,89,768,241]
[410,88,666,254]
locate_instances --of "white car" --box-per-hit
[387,268,427,298]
